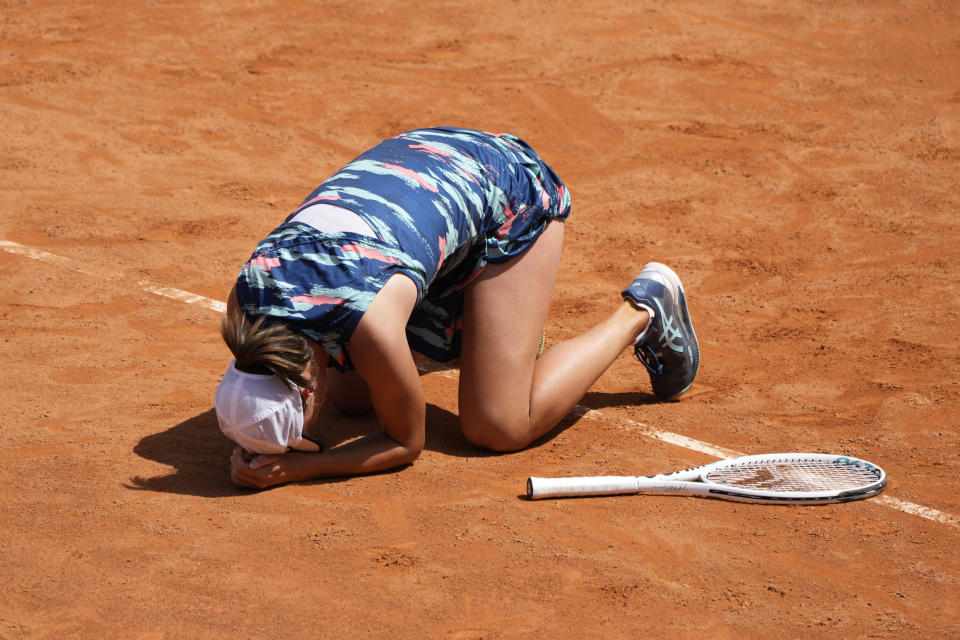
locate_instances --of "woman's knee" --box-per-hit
[460,414,533,452]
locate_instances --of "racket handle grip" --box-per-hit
[526,476,640,499]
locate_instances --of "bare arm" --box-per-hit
[230,274,425,488]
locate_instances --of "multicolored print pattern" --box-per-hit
[234,127,572,369]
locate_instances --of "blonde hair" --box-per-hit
[220,313,313,390]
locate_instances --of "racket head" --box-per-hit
[698,453,887,504]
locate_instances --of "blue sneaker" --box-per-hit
[622,263,699,400]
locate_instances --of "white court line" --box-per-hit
[3,239,958,529]
[0,240,99,276]
[872,495,960,528]
[140,284,226,313]
[0,240,226,313]
[572,405,744,459]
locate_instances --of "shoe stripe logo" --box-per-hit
[654,298,684,352]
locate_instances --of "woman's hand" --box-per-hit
[230,446,304,489]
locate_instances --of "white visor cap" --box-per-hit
[214,361,322,454]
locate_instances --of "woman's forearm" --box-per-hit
[290,430,423,481]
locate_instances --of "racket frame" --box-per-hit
[526,453,887,504]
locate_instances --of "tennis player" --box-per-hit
[215,127,699,489]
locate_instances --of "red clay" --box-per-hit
[1,1,958,637]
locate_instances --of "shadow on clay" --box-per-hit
[122,404,495,497]
[579,390,663,410]
[127,408,245,497]
[126,391,653,497]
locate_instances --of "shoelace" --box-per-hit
[633,342,664,375]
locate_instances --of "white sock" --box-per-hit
[628,301,655,345]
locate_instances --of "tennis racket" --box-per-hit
[526,453,886,504]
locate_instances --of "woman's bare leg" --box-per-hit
[458,222,649,451]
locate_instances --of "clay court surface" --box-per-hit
[2,0,959,637]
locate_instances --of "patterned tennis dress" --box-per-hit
[234,127,571,370]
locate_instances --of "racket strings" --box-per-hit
[705,460,879,492]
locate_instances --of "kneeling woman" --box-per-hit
[215,127,699,489]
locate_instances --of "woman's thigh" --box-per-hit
[458,221,564,447]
